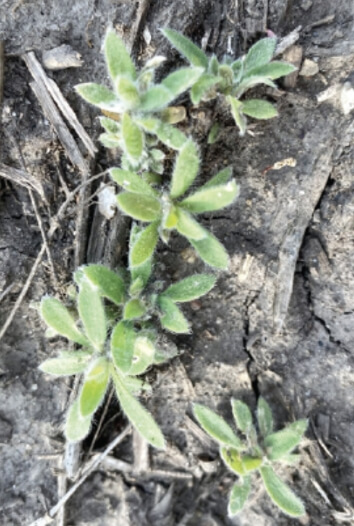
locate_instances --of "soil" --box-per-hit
[1,1,354,525]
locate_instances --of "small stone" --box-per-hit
[42,44,83,71]
[340,81,354,115]
[300,58,319,77]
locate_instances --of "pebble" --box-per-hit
[42,44,83,70]
[300,58,319,77]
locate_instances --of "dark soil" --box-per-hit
[1,1,353,525]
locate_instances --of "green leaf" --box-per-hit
[260,465,305,517]
[129,277,145,297]
[75,83,118,110]
[128,337,155,375]
[39,350,92,376]
[218,64,234,91]
[242,455,263,472]
[209,55,219,76]
[112,369,165,449]
[193,404,244,449]
[116,77,140,108]
[100,116,120,134]
[201,167,233,189]
[242,99,278,120]
[170,140,199,199]
[228,476,252,516]
[245,61,297,80]
[231,400,253,433]
[233,76,277,97]
[123,298,147,320]
[265,420,308,461]
[129,224,154,284]
[191,74,220,104]
[227,96,247,136]
[79,358,110,417]
[104,29,136,81]
[207,122,220,144]
[65,400,92,442]
[99,133,121,149]
[158,296,190,334]
[40,297,87,346]
[111,320,136,373]
[121,113,144,161]
[82,264,125,305]
[257,397,273,438]
[220,447,246,475]
[117,192,161,221]
[130,222,159,267]
[179,180,239,213]
[162,67,203,96]
[139,85,174,112]
[175,209,206,240]
[190,230,229,270]
[155,121,188,150]
[245,38,277,71]
[161,28,208,68]
[78,278,106,351]
[163,274,216,302]
[110,168,156,197]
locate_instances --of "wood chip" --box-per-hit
[281,45,303,88]
[0,163,44,197]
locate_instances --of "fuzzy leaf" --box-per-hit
[39,351,92,376]
[228,476,252,516]
[227,96,247,136]
[100,116,120,133]
[78,278,106,350]
[110,168,156,197]
[162,67,203,96]
[128,337,155,375]
[265,420,308,460]
[207,122,220,144]
[260,465,305,517]
[170,140,199,198]
[40,297,87,346]
[129,277,145,297]
[65,400,92,442]
[191,74,220,104]
[201,167,233,189]
[242,99,278,120]
[158,296,190,334]
[180,180,238,213]
[155,121,188,150]
[123,298,147,320]
[257,397,273,438]
[163,274,216,303]
[121,113,144,161]
[112,370,165,449]
[79,358,110,417]
[220,447,246,475]
[159,106,186,124]
[111,321,136,373]
[117,192,161,221]
[104,29,136,81]
[116,77,140,108]
[232,400,253,433]
[139,85,174,112]
[245,61,297,80]
[130,222,159,267]
[162,205,178,230]
[245,38,277,71]
[161,28,208,68]
[193,404,244,449]
[234,76,277,97]
[175,209,206,240]
[242,455,263,472]
[190,230,229,270]
[82,264,125,305]
[129,224,153,284]
[99,133,121,149]
[75,83,118,110]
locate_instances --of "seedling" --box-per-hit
[193,398,307,517]
[75,28,203,170]
[162,29,296,135]
[112,143,239,270]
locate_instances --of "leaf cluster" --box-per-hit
[193,398,307,517]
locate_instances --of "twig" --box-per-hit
[127,0,151,53]
[28,426,131,526]
[0,40,4,106]
[0,282,15,303]
[98,455,193,481]
[0,163,44,198]
[274,26,302,57]
[87,386,114,459]
[305,14,335,31]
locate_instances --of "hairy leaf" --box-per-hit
[245,61,297,80]
[130,222,159,267]
[193,404,244,449]
[128,337,155,375]
[260,465,305,517]
[175,209,207,240]
[158,296,190,334]
[257,397,273,438]
[155,121,188,150]
[245,38,277,71]
[39,350,92,376]
[104,29,136,81]
[234,76,277,97]
[139,85,174,112]
[162,67,203,97]
[116,77,140,108]
[82,264,125,305]
[110,168,156,197]
[242,455,263,472]
[265,420,308,460]
[190,230,229,269]
[228,476,252,516]
[123,298,147,320]
[129,276,145,297]
[170,140,199,198]
[75,83,118,110]
[100,116,120,134]
[242,99,278,120]
[227,96,247,136]
[78,278,106,350]
[220,447,246,475]
[180,180,238,213]
[232,400,253,433]
[99,133,121,149]
[161,28,208,68]
[163,274,216,302]
[65,400,92,442]
[79,357,110,417]
[117,192,161,221]
[111,320,136,373]
[121,113,144,161]
[201,167,233,190]
[40,297,87,346]
[191,74,220,104]
[112,369,165,449]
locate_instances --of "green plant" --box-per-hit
[112,145,238,270]
[162,29,296,135]
[193,397,307,517]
